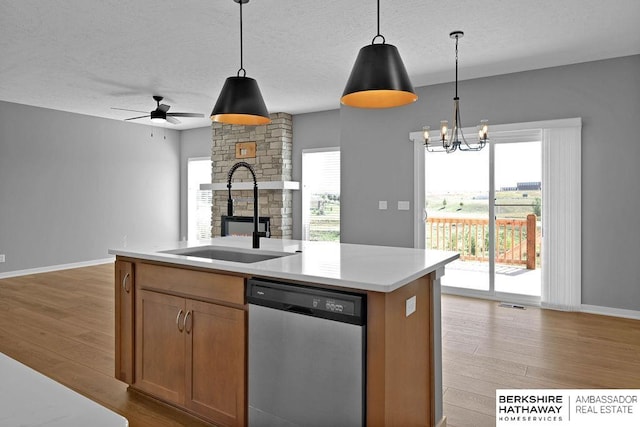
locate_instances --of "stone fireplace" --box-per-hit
[211,113,294,239]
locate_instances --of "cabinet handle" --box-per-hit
[184,310,192,334]
[122,272,130,293]
[176,309,184,332]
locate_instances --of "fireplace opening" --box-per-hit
[221,216,271,238]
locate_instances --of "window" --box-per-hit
[187,158,212,241]
[302,148,340,241]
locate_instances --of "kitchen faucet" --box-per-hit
[227,161,265,248]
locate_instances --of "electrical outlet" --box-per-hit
[378,200,387,210]
[398,201,410,210]
[0,254,5,263]
[406,295,416,317]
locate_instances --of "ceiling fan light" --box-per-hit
[150,109,166,123]
[211,76,271,125]
[341,43,417,109]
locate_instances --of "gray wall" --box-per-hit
[179,126,212,239]
[291,109,341,239]
[0,101,180,274]
[337,55,640,311]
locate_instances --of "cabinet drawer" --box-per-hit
[137,263,245,306]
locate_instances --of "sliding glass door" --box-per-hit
[493,141,542,297]
[424,133,542,300]
[425,147,490,292]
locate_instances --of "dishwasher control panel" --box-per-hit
[248,278,366,325]
[313,297,351,314]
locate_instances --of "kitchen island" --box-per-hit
[109,237,458,427]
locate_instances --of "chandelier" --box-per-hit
[423,31,488,153]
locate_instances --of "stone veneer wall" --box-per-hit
[211,113,293,239]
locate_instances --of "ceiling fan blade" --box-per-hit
[111,107,148,113]
[158,104,170,113]
[165,116,180,124]
[167,112,205,118]
[124,115,150,121]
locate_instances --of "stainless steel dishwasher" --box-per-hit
[247,278,366,427]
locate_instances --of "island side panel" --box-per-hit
[366,273,435,426]
[432,268,445,426]
[114,259,134,384]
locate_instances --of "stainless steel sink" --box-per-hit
[161,246,294,263]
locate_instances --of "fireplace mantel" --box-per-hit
[200,181,300,191]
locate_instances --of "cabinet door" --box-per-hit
[185,299,246,427]
[115,260,134,383]
[135,289,186,404]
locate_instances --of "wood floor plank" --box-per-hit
[444,388,495,417]
[443,403,495,427]
[1,265,639,426]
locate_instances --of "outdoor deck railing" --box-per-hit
[426,214,538,269]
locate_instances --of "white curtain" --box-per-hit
[541,120,582,310]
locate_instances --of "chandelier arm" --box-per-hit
[425,143,447,153]
[450,98,459,145]
[456,102,471,148]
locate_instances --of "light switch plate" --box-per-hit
[398,201,410,210]
[0,254,5,263]
[406,295,416,317]
[378,200,388,210]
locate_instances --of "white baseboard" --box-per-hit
[0,257,115,279]
[581,304,640,320]
[442,286,542,308]
[442,288,640,321]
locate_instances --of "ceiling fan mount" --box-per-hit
[111,95,204,125]
[150,96,169,122]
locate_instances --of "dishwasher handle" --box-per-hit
[282,304,314,316]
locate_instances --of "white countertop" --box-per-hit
[0,352,128,427]
[109,237,458,293]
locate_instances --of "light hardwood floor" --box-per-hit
[0,264,638,427]
[441,294,640,426]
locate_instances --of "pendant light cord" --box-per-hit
[372,0,385,44]
[237,0,246,77]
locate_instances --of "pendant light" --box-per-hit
[211,0,270,126]
[341,0,417,109]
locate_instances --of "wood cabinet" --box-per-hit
[114,260,134,384]
[116,260,247,427]
[135,290,186,402]
[184,299,245,425]
[134,289,246,426]
[114,256,441,426]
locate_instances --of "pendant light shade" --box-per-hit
[341,0,417,109]
[341,43,417,108]
[211,0,270,126]
[211,76,270,125]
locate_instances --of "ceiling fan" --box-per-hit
[111,95,204,124]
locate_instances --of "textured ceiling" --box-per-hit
[1,0,639,130]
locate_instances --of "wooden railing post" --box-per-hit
[526,214,536,270]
